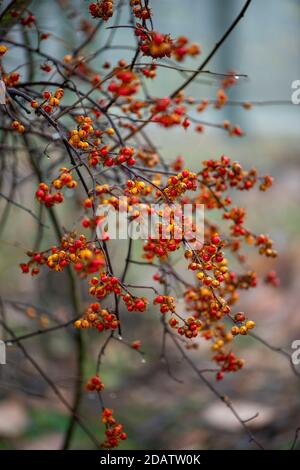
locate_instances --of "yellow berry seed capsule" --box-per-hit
[53,179,63,189]
[239,326,248,335]
[31,100,39,109]
[64,54,72,63]
[106,127,115,135]
[78,129,87,138]
[231,326,239,336]
[0,45,8,55]
[39,314,49,328]
[55,88,64,99]
[26,307,36,319]
[80,248,93,260]
[87,313,97,322]
[246,320,255,330]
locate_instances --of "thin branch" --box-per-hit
[170,0,252,98]
[0,191,48,227]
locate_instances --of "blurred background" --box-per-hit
[0,0,300,450]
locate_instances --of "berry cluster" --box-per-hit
[3,72,20,87]
[259,175,273,191]
[164,169,197,200]
[20,262,39,276]
[20,12,36,27]
[231,312,255,336]
[86,375,104,392]
[172,155,185,172]
[255,234,277,257]
[221,71,238,89]
[88,273,148,311]
[176,316,204,339]
[12,120,25,134]
[223,207,247,234]
[35,169,77,207]
[90,145,136,167]
[89,274,121,299]
[131,340,141,350]
[186,234,226,289]
[154,295,176,314]
[200,155,272,192]
[143,237,181,261]
[74,303,119,332]
[68,115,94,149]
[101,408,127,449]
[35,182,63,207]
[89,1,114,21]
[108,68,140,97]
[137,27,173,59]
[3,71,20,86]
[265,270,280,287]
[88,145,110,167]
[130,0,151,20]
[32,88,64,114]
[88,149,102,167]
[151,97,187,128]
[20,233,104,275]
[222,120,244,137]
[116,146,136,166]
[137,148,159,167]
[214,352,245,381]
[136,27,200,62]
[126,179,148,195]
[40,63,52,73]
[122,294,148,312]
[228,271,258,292]
[172,36,200,62]
[186,285,231,320]
[215,88,228,109]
